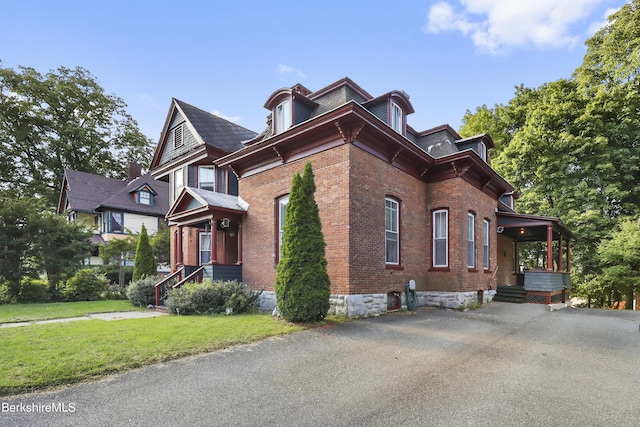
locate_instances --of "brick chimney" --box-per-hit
[127,162,142,182]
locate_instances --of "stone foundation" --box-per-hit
[257,289,497,318]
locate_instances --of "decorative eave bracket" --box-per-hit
[335,121,365,144]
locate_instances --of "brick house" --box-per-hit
[150,78,573,315]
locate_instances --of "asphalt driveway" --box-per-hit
[2,303,640,426]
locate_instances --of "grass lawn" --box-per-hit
[0,312,304,396]
[0,300,141,323]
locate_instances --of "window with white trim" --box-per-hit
[274,99,291,134]
[479,141,487,162]
[483,220,490,270]
[385,198,399,265]
[172,167,184,202]
[199,232,211,265]
[198,166,215,192]
[390,101,403,133]
[468,213,475,268]
[433,209,448,267]
[138,190,151,205]
[277,195,289,259]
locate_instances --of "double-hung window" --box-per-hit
[433,209,448,268]
[277,195,289,260]
[390,102,403,134]
[275,99,291,134]
[468,213,475,269]
[385,198,399,265]
[483,220,490,270]
[198,166,215,192]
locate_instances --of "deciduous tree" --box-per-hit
[0,61,153,207]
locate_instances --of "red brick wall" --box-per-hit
[348,145,428,294]
[239,141,501,296]
[239,143,350,293]
[425,178,498,292]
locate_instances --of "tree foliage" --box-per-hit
[459,1,640,301]
[133,224,157,281]
[0,61,154,207]
[598,218,640,309]
[0,191,91,299]
[99,236,135,287]
[275,162,330,322]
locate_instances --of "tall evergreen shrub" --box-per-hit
[274,162,330,322]
[133,224,156,281]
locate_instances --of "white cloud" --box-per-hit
[587,7,620,35]
[424,0,610,55]
[278,64,307,79]
[211,109,241,123]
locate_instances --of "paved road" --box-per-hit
[2,303,640,426]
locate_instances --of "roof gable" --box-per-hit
[150,99,258,175]
[59,169,169,217]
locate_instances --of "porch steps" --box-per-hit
[493,286,525,303]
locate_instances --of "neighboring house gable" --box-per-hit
[57,166,170,265]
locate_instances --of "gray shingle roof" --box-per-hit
[188,187,248,212]
[174,99,257,153]
[63,169,169,216]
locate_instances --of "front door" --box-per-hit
[199,232,211,265]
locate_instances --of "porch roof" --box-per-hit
[496,211,574,242]
[166,187,248,225]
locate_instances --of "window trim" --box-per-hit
[467,212,476,270]
[198,166,215,192]
[138,190,152,206]
[390,101,403,134]
[275,194,289,263]
[432,209,449,269]
[483,219,490,271]
[199,231,211,265]
[274,99,291,134]
[385,197,400,266]
[478,141,487,162]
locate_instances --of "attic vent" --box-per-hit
[173,124,184,148]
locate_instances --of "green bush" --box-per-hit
[0,279,14,304]
[16,277,51,303]
[101,265,134,286]
[63,269,107,301]
[165,280,260,315]
[126,275,162,307]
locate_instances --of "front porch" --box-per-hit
[155,187,248,307]
[496,212,573,304]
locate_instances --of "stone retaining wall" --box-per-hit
[257,289,497,318]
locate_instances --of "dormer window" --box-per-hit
[390,101,403,134]
[478,141,487,162]
[274,99,291,134]
[138,190,152,205]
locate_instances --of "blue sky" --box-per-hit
[0,0,629,142]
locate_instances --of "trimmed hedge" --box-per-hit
[126,275,162,307]
[165,280,260,315]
